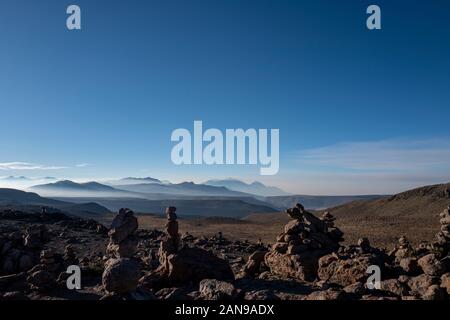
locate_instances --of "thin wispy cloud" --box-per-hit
[0,162,67,170]
[75,163,91,168]
[297,138,450,172]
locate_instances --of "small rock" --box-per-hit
[379,279,408,297]
[417,254,446,276]
[199,279,239,300]
[305,288,345,300]
[399,257,419,274]
[343,282,366,295]
[422,284,445,300]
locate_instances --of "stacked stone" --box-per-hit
[23,225,49,250]
[63,245,78,266]
[102,209,141,296]
[264,203,343,281]
[139,206,234,288]
[0,224,51,276]
[106,209,138,259]
[39,249,61,273]
[158,207,180,271]
[435,205,450,251]
[322,211,335,230]
[357,237,371,253]
[394,235,414,262]
[272,204,342,255]
[25,249,63,291]
[165,207,180,252]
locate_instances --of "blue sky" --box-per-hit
[0,0,450,194]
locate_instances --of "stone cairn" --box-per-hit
[264,203,343,281]
[158,207,180,271]
[165,207,180,253]
[435,205,450,252]
[140,207,234,288]
[102,208,141,296]
[394,235,415,262]
[63,245,78,266]
[26,248,65,291]
[106,208,139,259]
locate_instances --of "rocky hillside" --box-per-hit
[265,194,386,210]
[327,182,450,247]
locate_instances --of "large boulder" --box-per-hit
[265,250,325,281]
[27,270,55,291]
[158,246,234,284]
[317,253,383,287]
[407,274,438,297]
[102,258,140,294]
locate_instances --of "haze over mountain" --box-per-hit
[204,178,290,197]
[29,180,137,198]
[116,181,253,197]
[104,177,162,186]
[29,179,255,199]
[54,197,277,218]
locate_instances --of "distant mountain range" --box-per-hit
[0,188,110,217]
[29,180,136,198]
[204,179,290,197]
[29,180,254,198]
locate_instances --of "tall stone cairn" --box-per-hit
[102,208,141,295]
[165,206,180,252]
[158,207,180,269]
[435,205,450,253]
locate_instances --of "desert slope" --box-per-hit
[323,183,449,247]
[245,183,450,248]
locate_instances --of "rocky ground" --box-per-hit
[0,204,449,300]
